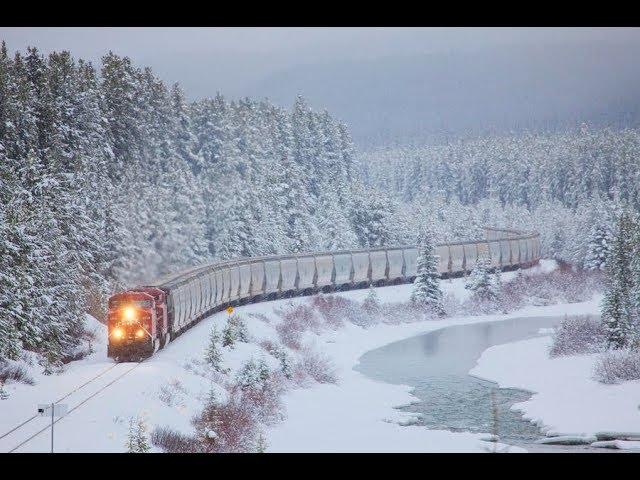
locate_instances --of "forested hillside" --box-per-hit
[0,44,367,364]
[359,127,640,269]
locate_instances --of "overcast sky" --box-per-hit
[3,27,640,144]
[2,27,639,99]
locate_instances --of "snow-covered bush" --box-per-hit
[549,315,607,357]
[593,350,640,384]
[247,312,271,324]
[222,314,250,348]
[151,426,199,453]
[0,360,34,386]
[362,287,381,317]
[501,268,602,310]
[464,257,504,314]
[310,294,350,329]
[274,303,323,349]
[292,347,338,386]
[442,292,464,317]
[192,390,261,453]
[259,340,293,380]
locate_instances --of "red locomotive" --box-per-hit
[107,287,170,361]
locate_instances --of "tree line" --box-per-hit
[0,44,370,364]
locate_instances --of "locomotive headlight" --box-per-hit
[135,329,145,339]
[122,306,137,322]
[112,327,124,340]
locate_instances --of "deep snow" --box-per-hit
[1,259,616,453]
[470,332,640,448]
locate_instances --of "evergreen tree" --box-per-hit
[222,321,235,349]
[584,223,614,271]
[601,211,639,349]
[362,286,381,317]
[205,327,223,372]
[126,417,150,453]
[410,228,445,316]
[465,254,500,303]
[236,358,271,390]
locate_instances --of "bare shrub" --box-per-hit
[549,315,607,357]
[0,361,34,385]
[259,339,279,355]
[151,426,200,453]
[593,350,640,384]
[292,347,338,386]
[310,294,350,329]
[191,367,285,453]
[274,303,323,349]
[501,268,603,311]
[192,390,260,453]
[247,312,271,324]
[275,320,304,350]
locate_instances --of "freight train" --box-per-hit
[106,227,540,361]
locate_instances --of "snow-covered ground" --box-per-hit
[2,259,617,453]
[470,334,640,450]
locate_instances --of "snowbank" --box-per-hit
[470,334,640,444]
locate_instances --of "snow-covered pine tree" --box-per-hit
[236,358,271,390]
[362,286,381,317]
[601,210,639,349]
[410,227,445,316]
[584,223,614,271]
[205,327,223,371]
[222,321,236,349]
[465,254,500,303]
[126,417,150,453]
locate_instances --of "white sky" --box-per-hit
[2,27,639,99]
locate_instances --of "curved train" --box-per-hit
[106,227,540,361]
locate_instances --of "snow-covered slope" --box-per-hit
[470,335,640,437]
[3,259,606,453]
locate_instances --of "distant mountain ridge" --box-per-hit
[238,43,640,147]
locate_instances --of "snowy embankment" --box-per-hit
[470,333,640,451]
[1,259,604,453]
[268,281,601,452]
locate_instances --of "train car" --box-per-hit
[106,227,541,362]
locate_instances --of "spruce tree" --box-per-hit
[363,286,381,317]
[410,228,445,316]
[126,417,150,453]
[601,210,638,349]
[465,254,500,303]
[584,223,614,271]
[205,327,223,372]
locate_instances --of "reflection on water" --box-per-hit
[355,317,565,445]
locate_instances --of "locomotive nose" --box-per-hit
[122,306,137,322]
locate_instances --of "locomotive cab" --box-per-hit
[107,291,159,361]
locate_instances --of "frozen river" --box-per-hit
[355,315,616,452]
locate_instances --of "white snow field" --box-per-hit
[1,259,618,453]
[470,333,640,450]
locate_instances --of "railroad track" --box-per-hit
[1,360,145,453]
